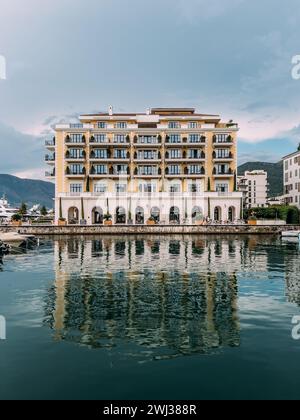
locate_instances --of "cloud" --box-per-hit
[0,121,44,177]
[177,0,245,21]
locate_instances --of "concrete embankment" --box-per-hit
[1,224,300,236]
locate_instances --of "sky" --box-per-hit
[1,0,300,179]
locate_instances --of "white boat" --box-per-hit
[0,195,19,221]
[281,231,300,238]
[0,232,36,248]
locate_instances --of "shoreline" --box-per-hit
[1,224,299,236]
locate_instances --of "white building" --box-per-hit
[237,170,268,208]
[283,150,300,208]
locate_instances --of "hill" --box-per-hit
[0,174,55,208]
[238,161,283,197]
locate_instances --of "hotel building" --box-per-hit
[283,150,300,208]
[237,170,268,209]
[45,107,243,224]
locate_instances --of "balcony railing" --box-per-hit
[65,151,86,160]
[213,168,233,175]
[65,167,86,176]
[213,135,233,144]
[45,138,55,147]
[212,151,233,159]
[45,170,55,177]
[65,135,86,144]
[45,154,55,162]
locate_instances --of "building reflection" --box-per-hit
[44,235,278,359]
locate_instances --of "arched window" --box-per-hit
[92,207,103,225]
[116,207,126,224]
[192,206,203,223]
[228,206,235,222]
[151,207,160,223]
[68,207,79,225]
[135,207,144,224]
[214,207,222,222]
[169,206,180,224]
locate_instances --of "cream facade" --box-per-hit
[237,170,268,209]
[283,150,300,208]
[45,107,243,224]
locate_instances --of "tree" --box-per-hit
[40,206,48,216]
[19,202,27,216]
[298,143,300,152]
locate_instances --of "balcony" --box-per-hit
[65,167,86,178]
[45,154,55,165]
[45,138,55,149]
[213,168,234,177]
[213,135,234,146]
[89,136,111,146]
[134,167,161,178]
[65,135,86,146]
[164,166,205,178]
[184,136,206,146]
[165,151,206,162]
[212,151,233,161]
[45,170,55,178]
[65,151,86,162]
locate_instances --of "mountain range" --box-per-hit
[0,174,55,208]
[0,162,283,209]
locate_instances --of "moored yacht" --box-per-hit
[0,195,19,221]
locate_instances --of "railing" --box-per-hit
[45,139,55,146]
[45,171,55,177]
[45,155,55,161]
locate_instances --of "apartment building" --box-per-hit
[237,170,268,209]
[283,150,300,208]
[45,107,243,224]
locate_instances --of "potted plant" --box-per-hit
[248,216,257,226]
[11,213,22,227]
[58,217,67,226]
[147,216,156,226]
[194,214,204,226]
[104,213,113,226]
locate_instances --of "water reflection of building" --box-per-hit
[44,236,271,358]
[283,243,300,306]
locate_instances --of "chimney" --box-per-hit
[146,108,150,115]
[109,105,113,116]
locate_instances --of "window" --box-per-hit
[188,149,202,159]
[94,183,107,193]
[169,134,181,144]
[115,122,127,129]
[189,165,202,174]
[139,150,158,160]
[70,184,83,194]
[139,183,157,193]
[214,134,231,143]
[188,183,201,193]
[94,165,108,174]
[169,165,181,175]
[70,124,83,129]
[169,184,181,193]
[189,134,200,143]
[216,149,230,158]
[69,149,85,159]
[69,164,84,174]
[216,183,229,193]
[115,183,127,193]
[93,149,108,159]
[114,149,127,159]
[114,165,128,175]
[94,134,107,143]
[285,161,289,170]
[138,166,158,176]
[188,122,198,129]
[168,121,180,129]
[170,149,182,159]
[70,134,84,143]
[98,122,107,129]
[114,134,126,143]
[138,136,158,144]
